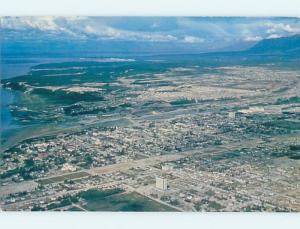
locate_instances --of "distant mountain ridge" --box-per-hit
[247,35,300,55]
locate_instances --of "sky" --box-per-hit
[1,17,300,55]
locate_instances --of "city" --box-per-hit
[1,63,300,211]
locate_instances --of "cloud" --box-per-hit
[1,16,178,42]
[266,34,283,39]
[182,36,205,43]
[236,20,300,43]
[244,36,263,42]
[82,24,177,42]
[265,22,300,34]
[1,16,59,31]
[1,16,84,38]
[2,16,300,51]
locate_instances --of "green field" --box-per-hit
[67,206,84,211]
[37,171,90,185]
[78,188,177,211]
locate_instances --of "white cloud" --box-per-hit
[265,22,300,34]
[2,17,300,46]
[1,16,83,38]
[1,16,58,30]
[244,36,263,42]
[182,35,205,43]
[266,34,283,39]
[82,24,177,42]
[1,16,178,42]
[83,25,96,34]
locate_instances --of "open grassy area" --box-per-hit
[37,171,90,185]
[67,206,84,211]
[78,188,177,211]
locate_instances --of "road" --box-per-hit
[88,138,263,176]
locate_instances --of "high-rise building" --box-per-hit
[228,112,236,119]
[156,177,168,190]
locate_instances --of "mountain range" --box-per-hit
[247,34,300,55]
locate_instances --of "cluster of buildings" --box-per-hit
[1,65,300,211]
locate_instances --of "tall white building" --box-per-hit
[228,112,236,119]
[156,177,168,190]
